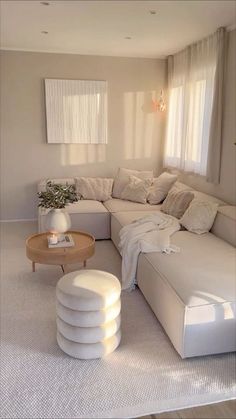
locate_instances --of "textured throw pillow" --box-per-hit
[161,188,194,219]
[120,175,152,204]
[180,199,218,234]
[112,168,153,199]
[147,172,177,205]
[171,181,193,192]
[75,177,113,201]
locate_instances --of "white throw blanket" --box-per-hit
[119,213,180,290]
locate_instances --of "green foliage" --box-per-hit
[38,181,78,209]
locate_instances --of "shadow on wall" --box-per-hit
[124,90,157,160]
[60,143,107,166]
[60,90,159,167]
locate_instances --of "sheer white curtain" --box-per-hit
[164,28,226,179]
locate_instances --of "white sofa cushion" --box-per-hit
[147,172,178,205]
[111,210,161,250]
[161,189,194,219]
[112,168,153,199]
[121,176,152,204]
[173,181,194,191]
[171,181,226,205]
[39,200,109,215]
[169,182,226,205]
[193,190,226,206]
[75,177,113,201]
[112,210,162,227]
[211,206,236,247]
[180,199,218,234]
[103,198,158,213]
[142,231,236,307]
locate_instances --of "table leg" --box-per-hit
[32,262,36,272]
[61,265,65,273]
[83,260,87,268]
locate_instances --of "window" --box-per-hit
[164,35,218,176]
[45,79,107,144]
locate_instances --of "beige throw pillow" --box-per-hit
[147,172,177,205]
[75,177,113,201]
[180,199,218,234]
[120,175,152,204]
[112,168,153,199]
[161,188,194,219]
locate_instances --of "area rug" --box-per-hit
[0,222,235,418]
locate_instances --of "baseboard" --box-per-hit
[0,218,37,223]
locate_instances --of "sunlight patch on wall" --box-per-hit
[60,144,106,166]
[123,91,156,160]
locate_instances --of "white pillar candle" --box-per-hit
[49,234,58,245]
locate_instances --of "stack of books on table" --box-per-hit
[47,234,75,248]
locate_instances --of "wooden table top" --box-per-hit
[26,231,95,265]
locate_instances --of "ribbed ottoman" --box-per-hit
[56,270,121,359]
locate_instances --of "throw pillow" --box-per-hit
[180,199,218,234]
[120,175,152,204]
[75,177,114,202]
[161,188,194,219]
[147,172,177,205]
[112,168,153,199]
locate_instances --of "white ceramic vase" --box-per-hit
[46,209,71,234]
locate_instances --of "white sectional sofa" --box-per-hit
[38,178,236,358]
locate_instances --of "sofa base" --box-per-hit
[137,254,236,358]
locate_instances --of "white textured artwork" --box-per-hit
[45,79,107,144]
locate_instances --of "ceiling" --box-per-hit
[1,0,236,58]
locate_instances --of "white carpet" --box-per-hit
[1,222,235,419]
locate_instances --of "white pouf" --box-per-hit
[56,270,121,359]
[56,297,121,327]
[57,329,121,359]
[56,315,121,343]
[56,270,121,311]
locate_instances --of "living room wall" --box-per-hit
[177,29,236,205]
[1,30,235,221]
[0,51,166,220]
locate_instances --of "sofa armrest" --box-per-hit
[211,205,236,247]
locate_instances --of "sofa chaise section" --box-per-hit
[137,232,236,358]
[111,209,236,358]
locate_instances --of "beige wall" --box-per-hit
[177,29,236,205]
[0,51,166,220]
[1,31,235,220]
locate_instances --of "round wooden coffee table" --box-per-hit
[26,231,95,273]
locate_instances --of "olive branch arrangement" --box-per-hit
[38,181,78,209]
